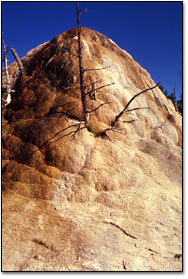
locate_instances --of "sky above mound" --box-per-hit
[2,1,182,100]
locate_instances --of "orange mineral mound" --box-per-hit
[2,27,182,271]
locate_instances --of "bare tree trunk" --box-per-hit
[2,35,11,106]
[76,2,89,124]
[10,48,23,73]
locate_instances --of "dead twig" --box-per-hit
[104,221,137,239]
[72,122,81,139]
[148,248,160,254]
[85,79,103,88]
[29,120,84,156]
[99,126,123,140]
[124,107,150,114]
[27,121,87,160]
[123,119,137,123]
[52,125,87,143]
[94,82,115,91]
[104,127,122,133]
[39,122,83,147]
[84,65,112,72]
[85,79,103,100]
[86,82,115,97]
[87,101,110,114]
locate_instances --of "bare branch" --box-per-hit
[124,107,150,114]
[122,119,137,123]
[113,83,159,125]
[84,65,112,72]
[45,128,78,145]
[85,79,103,88]
[94,82,115,91]
[29,118,87,158]
[86,101,110,114]
[2,35,11,107]
[106,127,122,133]
[85,82,114,97]
[85,79,102,100]
[72,122,81,139]
[51,125,87,143]
[79,8,90,16]
[10,48,23,72]
[38,122,79,150]
[104,222,137,239]
[99,126,123,140]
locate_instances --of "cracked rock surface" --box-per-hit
[2,27,182,271]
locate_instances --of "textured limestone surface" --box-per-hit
[2,27,182,271]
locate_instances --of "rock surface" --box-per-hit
[2,27,182,271]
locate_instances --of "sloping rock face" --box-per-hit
[2,27,182,271]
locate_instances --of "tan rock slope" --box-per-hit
[2,27,182,271]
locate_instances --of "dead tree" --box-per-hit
[2,35,11,107]
[2,35,24,108]
[45,3,113,125]
[10,48,23,73]
[76,2,114,125]
[29,2,116,154]
[46,3,114,138]
[76,2,89,124]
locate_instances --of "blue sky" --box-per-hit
[2,1,182,99]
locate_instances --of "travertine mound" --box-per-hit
[2,27,182,271]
